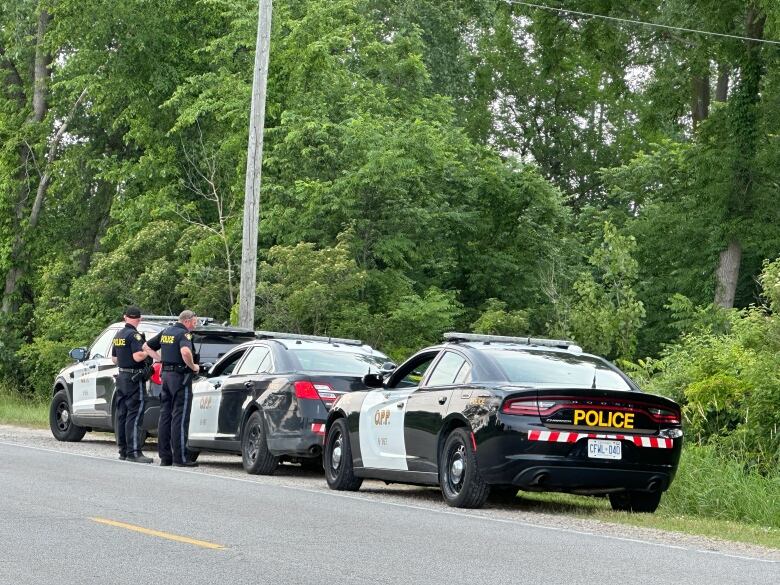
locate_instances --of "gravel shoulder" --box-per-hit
[2,423,777,563]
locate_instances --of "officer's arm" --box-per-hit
[180,347,199,373]
[143,333,162,362]
[111,343,118,365]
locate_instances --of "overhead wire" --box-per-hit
[506,1,780,46]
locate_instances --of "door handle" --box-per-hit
[438,396,447,405]
[396,402,405,408]
[244,381,254,389]
[213,382,221,390]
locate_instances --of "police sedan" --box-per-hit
[49,317,255,444]
[187,332,392,474]
[323,333,683,511]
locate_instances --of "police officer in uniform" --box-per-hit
[144,310,200,467]
[110,306,153,463]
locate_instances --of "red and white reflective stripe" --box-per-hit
[311,423,326,435]
[527,429,674,449]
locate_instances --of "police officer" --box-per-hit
[110,306,153,463]
[144,310,200,467]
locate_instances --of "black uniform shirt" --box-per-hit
[146,322,193,366]
[111,324,146,368]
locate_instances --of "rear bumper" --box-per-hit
[266,425,324,458]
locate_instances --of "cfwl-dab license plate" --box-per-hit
[587,439,622,460]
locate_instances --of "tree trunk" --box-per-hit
[714,239,742,308]
[691,74,710,128]
[715,65,729,102]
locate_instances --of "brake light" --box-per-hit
[502,399,556,416]
[648,407,681,424]
[294,381,338,404]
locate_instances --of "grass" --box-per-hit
[0,390,777,549]
[0,390,49,429]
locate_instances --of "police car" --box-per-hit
[49,317,255,444]
[187,332,392,473]
[323,333,683,511]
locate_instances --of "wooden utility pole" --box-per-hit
[238,0,273,329]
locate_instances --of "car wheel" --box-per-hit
[241,411,278,475]
[323,418,362,491]
[49,390,86,442]
[609,490,662,513]
[439,428,489,508]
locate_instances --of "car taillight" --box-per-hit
[502,399,556,416]
[648,407,681,424]
[294,381,338,404]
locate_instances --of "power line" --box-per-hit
[507,1,780,46]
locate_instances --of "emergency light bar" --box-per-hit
[443,332,582,352]
[255,330,364,346]
[142,315,214,326]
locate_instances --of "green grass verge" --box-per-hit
[0,390,49,429]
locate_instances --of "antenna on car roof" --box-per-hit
[442,332,582,352]
[254,330,364,346]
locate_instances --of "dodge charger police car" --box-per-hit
[49,316,255,444]
[187,331,392,473]
[323,333,683,511]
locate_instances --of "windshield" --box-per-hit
[290,349,386,375]
[485,349,632,391]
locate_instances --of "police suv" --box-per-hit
[187,332,392,473]
[323,333,683,511]
[49,317,255,444]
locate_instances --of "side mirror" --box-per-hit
[362,373,384,388]
[380,361,397,374]
[69,347,88,362]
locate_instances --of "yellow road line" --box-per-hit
[89,517,224,550]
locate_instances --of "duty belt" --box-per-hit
[118,367,144,374]
[162,364,190,372]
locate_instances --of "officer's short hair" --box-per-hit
[179,310,197,323]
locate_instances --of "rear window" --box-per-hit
[193,335,255,364]
[290,349,385,375]
[485,349,632,391]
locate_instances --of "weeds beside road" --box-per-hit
[1,392,777,550]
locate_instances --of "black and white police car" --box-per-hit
[187,331,392,473]
[49,316,255,444]
[323,332,683,510]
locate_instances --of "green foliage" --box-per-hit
[471,299,529,336]
[567,222,646,360]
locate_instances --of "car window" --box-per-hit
[211,349,248,377]
[454,362,472,384]
[485,349,632,391]
[257,351,273,374]
[385,352,438,388]
[194,335,256,365]
[234,346,270,375]
[289,349,384,375]
[89,327,119,359]
[425,351,468,387]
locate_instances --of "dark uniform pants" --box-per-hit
[115,372,145,458]
[159,370,193,464]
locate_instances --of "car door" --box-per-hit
[189,346,251,442]
[404,350,472,474]
[218,345,272,439]
[71,326,119,423]
[358,352,437,470]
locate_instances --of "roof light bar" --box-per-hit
[443,332,581,352]
[142,315,214,326]
[255,330,363,346]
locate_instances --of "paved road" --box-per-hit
[0,429,777,584]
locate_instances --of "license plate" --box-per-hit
[587,439,622,460]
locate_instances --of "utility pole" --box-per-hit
[238,0,273,329]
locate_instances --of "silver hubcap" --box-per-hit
[331,437,343,470]
[451,457,464,482]
[60,409,69,424]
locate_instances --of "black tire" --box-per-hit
[439,428,490,508]
[49,389,87,442]
[188,450,200,463]
[323,418,362,491]
[241,411,278,475]
[609,490,662,513]
[488,486,519,504]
